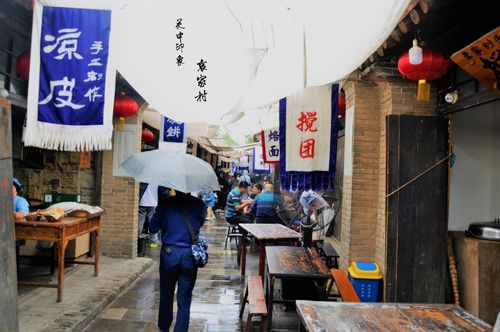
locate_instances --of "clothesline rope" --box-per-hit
[385,153,451,198]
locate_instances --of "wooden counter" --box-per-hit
[15,213,103,302]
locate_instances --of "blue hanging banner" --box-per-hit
[279,84,339,191]
[162,116,186,143]
[24,0,118,151]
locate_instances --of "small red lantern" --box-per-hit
[113,92,138,131]
[16,51,30,80]
[398,47,449,101]
[338,92,346,118]
[141,128,155,143]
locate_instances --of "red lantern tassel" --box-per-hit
[417,79,431,102]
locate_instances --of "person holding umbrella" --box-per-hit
[149,190,206,332]
[120,150,220,332]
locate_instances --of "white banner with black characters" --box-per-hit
[24,0,121,151]
[260,127,280,164]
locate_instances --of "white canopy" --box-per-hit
[114,0,409,124]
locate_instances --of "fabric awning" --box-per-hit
[114,0,410,124]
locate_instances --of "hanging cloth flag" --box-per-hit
[159,116,187,152]
[260,127,280,164]
[24,0,119,151]
[279,84,339,191]
[253,146,271,174]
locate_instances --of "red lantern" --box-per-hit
[113,92,138,131]
[16,51,30,80]
[398,48,449,101]
[338,92,346,118]
[141,128,155,143]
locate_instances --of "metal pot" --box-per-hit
[465,219,500,241]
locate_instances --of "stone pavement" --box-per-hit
[84,215,300,331]
[18,256,153,332]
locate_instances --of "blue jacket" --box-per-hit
[251,190,282,218]
[149,193,206,247]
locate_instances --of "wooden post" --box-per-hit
[0,99,19,331]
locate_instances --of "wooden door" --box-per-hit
[386,115,449,303]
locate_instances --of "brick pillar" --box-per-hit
[99,106,145,259]
[332,65,437,277]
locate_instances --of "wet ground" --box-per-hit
[84,214,300,331]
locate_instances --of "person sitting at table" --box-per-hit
[243,183,263,216]
[13,178,29,220]
[250,183,284,224]
[12,178,29,261]
[225,181,252,225]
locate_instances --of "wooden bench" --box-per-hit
[319,242,340,268]
[239,275,269,332]
[330,268,360,302]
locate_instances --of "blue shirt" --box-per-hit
[251,190,282,218]
[149,194,206,247]
[225,188,242,218]
[202,192,215,208]
[13,196,29,213]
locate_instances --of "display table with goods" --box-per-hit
[15,208,105,302]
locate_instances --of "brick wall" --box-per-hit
[99,109,144,259]
[332,65,438,287]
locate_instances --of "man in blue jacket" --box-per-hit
[149,190,206,332]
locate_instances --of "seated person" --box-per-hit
[243,183,263,216]
[250,183,262,199]
[251,184,284,224]
[12,178,29,254]
[225,181,252,225]
[13,178,29,220]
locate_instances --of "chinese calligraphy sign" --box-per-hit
[261,128,280,164]
[37,6,111,126]
[162,116,186,143]
[451,27,500,92]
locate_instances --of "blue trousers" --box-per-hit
[158,246,197,332]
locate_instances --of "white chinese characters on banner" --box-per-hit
[285,85,332,172]
[261,127,280,163]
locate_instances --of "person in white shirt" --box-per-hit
[138,183,160,255]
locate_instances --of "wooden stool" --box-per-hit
[224,223,241,249]
[239,275,269,332]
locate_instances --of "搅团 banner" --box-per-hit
[279,84,339,190]
[260,127,280,164]
[24,0,120,151]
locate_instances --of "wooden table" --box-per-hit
[15,213,103,302]
[265,246,331,331]
[296,301,493,332]
[239,223,301,277]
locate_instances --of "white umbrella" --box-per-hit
[120,150,220,193]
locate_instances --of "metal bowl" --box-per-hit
[465,220,500,241]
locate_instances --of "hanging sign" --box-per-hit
[253,146,271,173]
[260,127,280,164]
[451,27,500,92]
[161,116,186,143]
[24,0,118,151]
[159,116,186,152]
[279,84,339,190]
